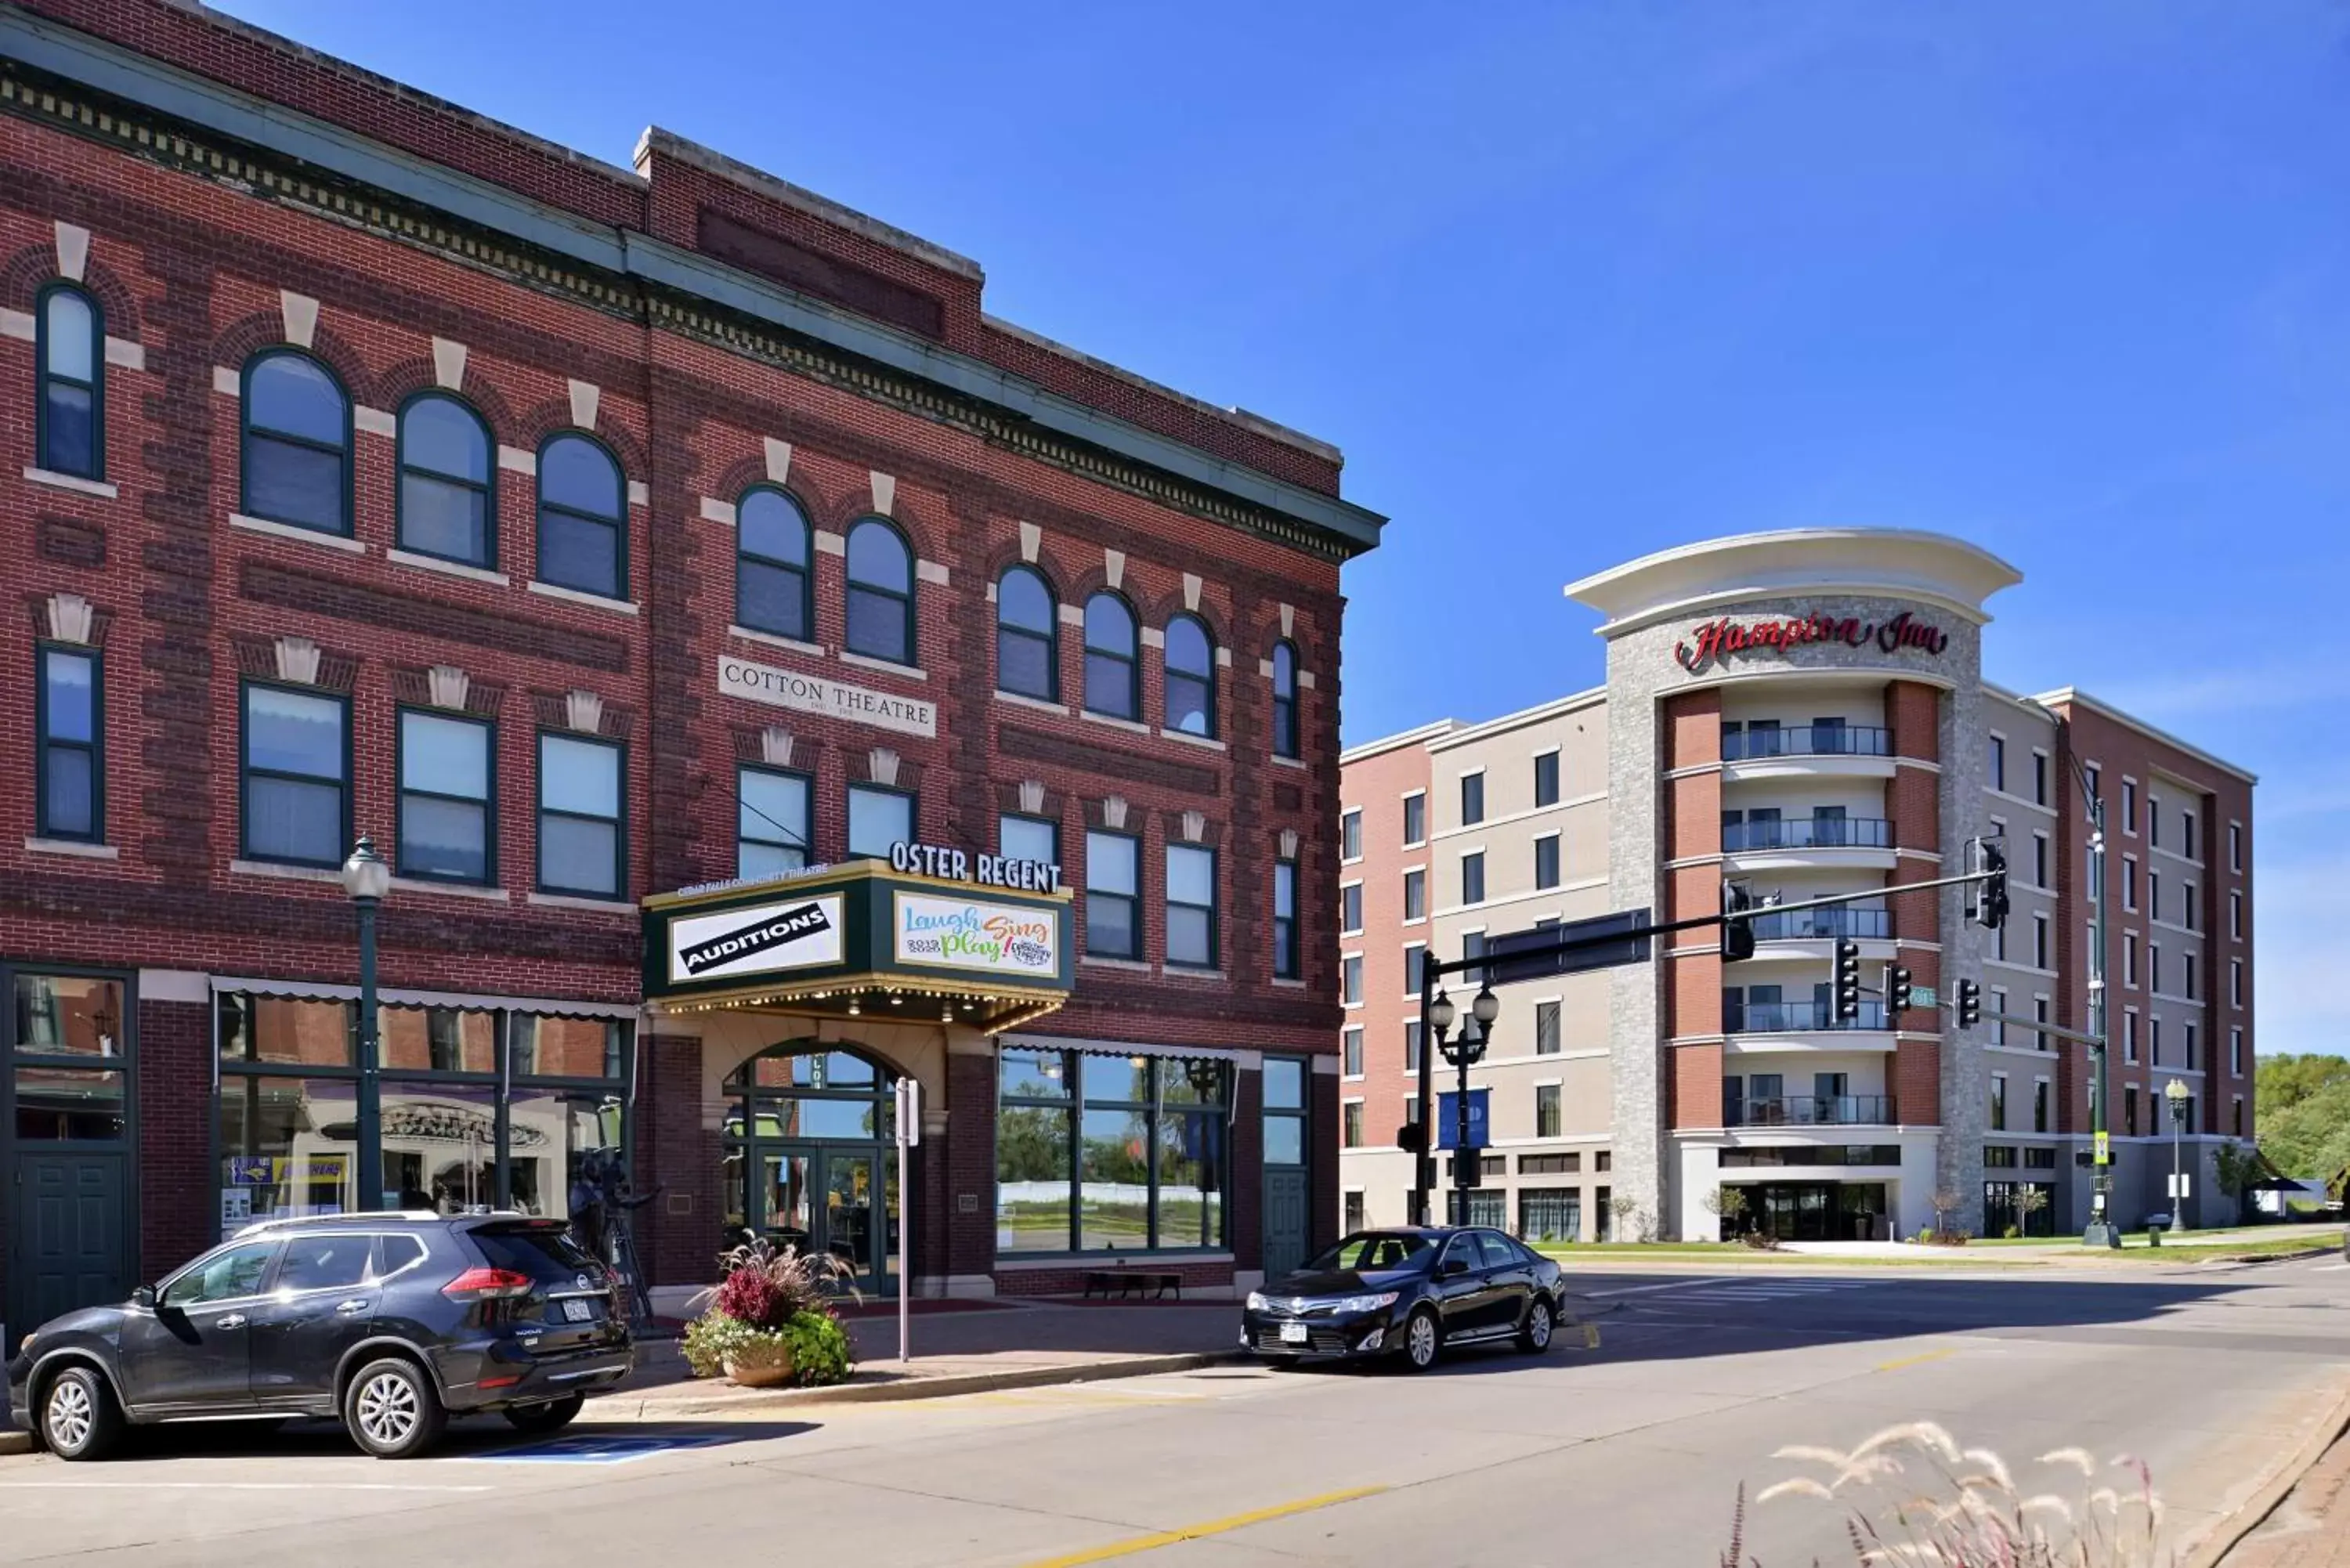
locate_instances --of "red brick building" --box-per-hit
[0,0,1379,1339]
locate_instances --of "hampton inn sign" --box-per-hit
[1675,609,1950,674]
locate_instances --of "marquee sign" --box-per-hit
[888,840,1061,894]
[1676,609,1948,674]
[665,894,845,984]
[892,891,1061,977]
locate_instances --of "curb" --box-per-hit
[580,1349,1248,1418]
[0,1432,31,1458]
[2185,1375,2350,1568]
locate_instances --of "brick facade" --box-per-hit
[0,1,1374,1317]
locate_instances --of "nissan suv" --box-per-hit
[8,1212,634,1461]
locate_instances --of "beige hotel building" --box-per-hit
[1337,530,2255,1244]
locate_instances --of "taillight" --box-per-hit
[442,1266,534,1302]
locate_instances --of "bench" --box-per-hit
[1082,1269,1182,1301]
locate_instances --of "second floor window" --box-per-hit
[847,785,912,860]
[243,682,347,867]
[996,566,1057,700]
[1083,594,1140,720]
[737,488,812,641]
[36,646,100,842]
[1086,830,1141,959]
[243,350,349,534]
[738,766,811,879]
[537,733,623,897]
[398,710,492,883]
[845,520,914,663]
[1166,844,1217,969]
[1273,859,1299,980]
[396,393,494,565]
[1164,614,1216,736]
[537,434,624,598]
[37,284,103,478]
[1001,814,1058,873]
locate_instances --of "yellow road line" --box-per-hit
[1873,1346,1956,1374]
[1015,1485,1389,1568]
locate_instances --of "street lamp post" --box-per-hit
[2166,1078,2191,1236]
[2029,702,2120,1251]
[342,836,392,1212]
[1441,985,1499,1226]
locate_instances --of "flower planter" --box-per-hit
[723,1340,796,1388]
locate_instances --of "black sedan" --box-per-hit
[1242,1227,1569,1371]
[8,1212,633,1461]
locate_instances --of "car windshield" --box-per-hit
[1303,1233,1435,1273]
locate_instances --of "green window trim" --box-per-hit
[844,781,916,863]
[34,641,103,844]
[1162,612,1217,739]
[535,729,627,898]
[737,761,814,878]
[996,1047,1232,1256]
[394,390,497,569]
[1083,828,1142,960]
[1081,591,1141,721]
[237,677,352,869]
[240,347,355,536]
[534,430,629,601]
[995,565,1059,703]
[1271,640,1300,758]
[395,705,497,886]
[1272,858,1300,980]
[844,516,916,666]
[34,280,105,480]
[735,484,815,642]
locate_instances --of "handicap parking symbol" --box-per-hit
[470,1433,732,1465]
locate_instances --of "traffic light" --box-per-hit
[1450,1150,1483,1187]
[1970,837,2010,931]
[1722,882,1756,963]
[1887,963,1914,1017]
[1956,978,1982,1030]
[1833,938,1862,1022]
[1396,1122,1427,1154]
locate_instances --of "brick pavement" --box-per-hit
[2225,1426,2350,1568]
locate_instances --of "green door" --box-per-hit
[11,1151,129,1342]
[1261,1057,1310,1281]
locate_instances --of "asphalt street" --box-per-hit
[5,1258,2348,1567]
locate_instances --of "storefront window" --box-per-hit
[14,974,124,1058]
[15,1064,126,1140]
[213,993,630,1240]
[996,1047,1228,1255]
[11,974,128,1142]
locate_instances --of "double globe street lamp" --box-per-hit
[1429,981,1501,1227]
[341,836,392,1214]
[2165,1076,2192,1238]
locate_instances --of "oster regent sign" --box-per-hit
[1675,609,1950,674]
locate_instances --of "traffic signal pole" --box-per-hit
[1405,864,2008,1228]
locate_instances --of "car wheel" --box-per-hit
[1401,1308,1441,1373]
[343,1357,447,1460]
[39,1367,124,1461]
[502,1393,584,1434]
[1518,1299,1555,1354]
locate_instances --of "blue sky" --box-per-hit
[218,1,2350,1055]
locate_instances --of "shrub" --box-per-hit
[2004,1225,2022,1240]
[781,1310,855,1385]
[680,1237,862,1388]
[1729,1422,2166,1566]
[681,1307,858,1387]
[1739,1230,1782,1252]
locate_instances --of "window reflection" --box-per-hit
[997,1049,1229,1254]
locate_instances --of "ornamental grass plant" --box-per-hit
[681,1237,860,1388]
[1723,1422,2167,1567]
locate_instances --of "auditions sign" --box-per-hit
[666,894,845,983]
[1675,609,1949,674]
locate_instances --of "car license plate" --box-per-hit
[1279,1321,1309,1344]
[561,1299,595,1323]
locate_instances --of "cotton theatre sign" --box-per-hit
[642,847,1074,1014]
[1675,609,1949,674]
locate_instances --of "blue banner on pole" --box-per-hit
[1436,1089,1489,1151]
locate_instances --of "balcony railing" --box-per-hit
[1723,724,1892,761]
[1750,907,1893,942]
[1726,1000,1890,1033]
[1722,817,1893,852]
[1728,1095,1897,1127]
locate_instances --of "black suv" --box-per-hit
[1242,1227,1569,1371]
[7,1212,634,1461]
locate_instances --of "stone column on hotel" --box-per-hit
[1885,680,1945,1142]
[1661,690,1724,1241]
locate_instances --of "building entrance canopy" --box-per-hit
[641,858,1074,1033]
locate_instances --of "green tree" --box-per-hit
[2254,1054,2350,1182]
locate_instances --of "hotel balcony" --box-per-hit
[1722,723,1899,783]
[1726,999,1889,1033]
[1749,905,1896,960]
[1720,816,1898,873]
[1726,1094,1898,1128]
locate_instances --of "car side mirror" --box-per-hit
[1441,1258,1470,1278]
[130,1285,157,1310]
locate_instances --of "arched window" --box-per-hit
[721,1042,899,1274]
[1083,593,1139,721]
[536,433,624,600]
[1271,641,1300,758]
[1164,613,1215,737]
[736,487,812,641]
[242,349,350,534]
[996,566,1058,701]
[844,518,913,665]
[35,283,103,479]
[396,392,494,566]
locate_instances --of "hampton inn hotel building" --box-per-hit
[1339,530,2255,1245]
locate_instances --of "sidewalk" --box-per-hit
[2220,1422,2350,1568]
[587,1297,1252,1418]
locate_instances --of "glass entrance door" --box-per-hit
[747,1142,892,1289]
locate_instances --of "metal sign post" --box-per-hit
[894,1077,920,1364]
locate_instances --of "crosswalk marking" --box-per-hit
[1630,1278,1886,1306]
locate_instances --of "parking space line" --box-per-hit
[0,1480,493,1493]
[1014,1484,1389,1567]
[1873,1346,1957,1374]
[1582,1277,1739,1297]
